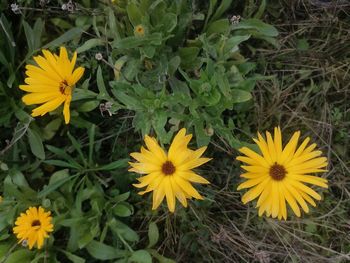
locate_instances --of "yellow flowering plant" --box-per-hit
[19,47,85,124]
[129,128,211,212]
[236,127,328,220]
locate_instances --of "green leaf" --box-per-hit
[129,250,152,263]
[86,240,125,260]
[233,19,278,37]
[223,35,251,55]
[210,0,233,23]
[179,47,200,69]
[297,38,309,51]
[207,19,230,36]
[254,0,266,19]
[95,159,128,171]
[88,124,96,165]
[46,145,81,168]
[162,13,177,33]
[0,244,11,257]
[33,18,44,50]
[112,192,130,203]
[44,160,82,170]
[23,21,34,54]
[77,100,100,112]
[59,250,86,263]
[231,89,252,103]
[43,118,62,140]
[110,82,143,110]
[148,249,176,263]
[67,132,87,167]
[27,128,45,160]
[113,204,132,217]
[38,172,79,198]
[109,218,139,242]
[72,87,98,101]
[147,222,159,248]
[43,27,83,48]
[127,3,143,26]
[203,0,218,30]
[9,169,29,188]
[3,249,34,263]
[108,8,120,40]
[97,66,109,98]
[112,33,163,49]
[76,39,104,53]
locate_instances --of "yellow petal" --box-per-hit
[237,175,269,190]
[293,137,311,158]
[31,96,65,117]
[274,127,283,157]
[286,178,322,200]
[286,151,323,167]
[281,182,301,217]
[174,176,203,200]
[256,181,272,207]
[68,67,85,85]
[170,176,188,208]
[152,179,165,210]
[288,157,328,172]
[133,172,161,188]
[258,187,273,217]
[41,50,65,79]
[278,185,287,220]
[144,136,167,162]
[22,92,62,105]
[284,182,309,213]
[168,128,189,158]
[299,191,316,207]
[177,157,211,171]
[130,152,162,166]
[240,172,265,179]
[164,177,176,212]
[63,95,71,124]
[19,84,59,93]
[129,162,161,174]
[266,131,277,163]
[238,147,270,168]
[178,171,210,184]
[253,132,273,164]
[280,131,300,164]
[271,181,279,218]
[240,165,268,174]
[241,177,270,204]
[288,174,328,188]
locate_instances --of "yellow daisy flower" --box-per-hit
[236,127,328,220]
[13,206,54,249]
[129,128,211,212]
[134,24,145,37]
[19,47,85,124]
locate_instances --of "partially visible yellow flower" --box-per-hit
[13,206,54,249]
[134,24,145,37]
[236,127,328,220]
[0,196,2,203]
[129,128,211,212]
[19,47,85,124]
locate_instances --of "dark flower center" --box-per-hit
[59,80,69,94]
[269,163,287,181]
[31,220,41,227]
[162,161,175,175]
